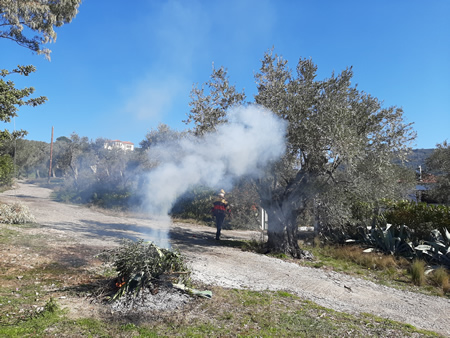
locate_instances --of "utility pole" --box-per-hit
[48,126,54,183]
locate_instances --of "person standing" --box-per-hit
[211,189,230,240]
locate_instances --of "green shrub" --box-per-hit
[383,200,450,241]
[0,154,15,186]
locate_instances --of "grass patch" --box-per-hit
[410,259,426,286]
[2,288,441,337]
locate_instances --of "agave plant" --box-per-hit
[354,224,416,258]
[414,228,450,268]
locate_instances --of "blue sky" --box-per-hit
[1,0,449,149]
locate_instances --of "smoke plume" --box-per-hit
[142,104,286,226]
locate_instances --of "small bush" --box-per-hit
[0,202,36,224]
[383,200,450,241]
[43,297,59,314]
[410,259,426,286]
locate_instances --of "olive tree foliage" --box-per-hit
[0,66,47,185]
[0,65,47,141]
[0,0,82,59]
[426,141,450,204]
[185,64,246,136]
[188,50,416,257]
[140,123,186,150]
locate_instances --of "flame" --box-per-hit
[116,281,126,288]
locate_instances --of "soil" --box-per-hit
[1,181,449,335]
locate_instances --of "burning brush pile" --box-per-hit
[97,239,202,314]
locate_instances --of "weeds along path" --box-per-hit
[1,181,449,336]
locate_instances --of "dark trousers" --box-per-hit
[215,213,225,239]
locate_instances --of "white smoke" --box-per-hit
[142,104,286,237]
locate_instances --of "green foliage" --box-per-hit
[185,64,246,136]
[0,66,47,141]
[0,139,49,179]
[383,200,450,240]
[43,297,59,314]
[0,0,82,59]
[357,224,416,258]
[414,229,450,268]
[426,141,450,205]
[171,186,215,222]
[90,188,132,209]
[352,220,450,268]
[99,239,190,300]
[139,123,186,150]
[0,154,15,186]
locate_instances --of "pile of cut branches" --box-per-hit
[99,239,190,301]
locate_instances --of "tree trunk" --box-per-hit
[265,203,305,258]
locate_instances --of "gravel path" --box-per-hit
[1,181,449,336]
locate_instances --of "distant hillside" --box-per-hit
[404,148,435,170]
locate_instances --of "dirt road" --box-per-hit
[1,182,449,335]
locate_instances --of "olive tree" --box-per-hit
[188,50,416,257]
[426,141,450,204]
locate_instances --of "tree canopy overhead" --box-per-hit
[188,49,416,257]
[0,0,82,59]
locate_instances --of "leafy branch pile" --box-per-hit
[99,239,190,300]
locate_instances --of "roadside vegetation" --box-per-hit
[301,242,450,297]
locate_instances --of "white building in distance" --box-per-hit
[104,139,134,151]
